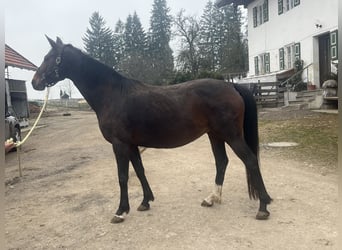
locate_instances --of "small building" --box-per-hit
[5,44,38,126]
[216,0,338,89]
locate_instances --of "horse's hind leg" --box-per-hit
[228,138,272,220]
[201,133,228,207]
[129,146,155,211]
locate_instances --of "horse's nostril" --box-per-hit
[31,76,45,91]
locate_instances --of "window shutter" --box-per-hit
[263,0,269,22]
[254,56,259,75]
[279,48,284,70]
[294,0,300,7]
[294,43,301,60]
[330,30,338,60]
[264,53,270,73]
[278,0,283,15]
[253,7,258,27]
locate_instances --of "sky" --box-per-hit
[5,0,219,100]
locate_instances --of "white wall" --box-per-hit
[246,0,338,86]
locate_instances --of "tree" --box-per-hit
[173,9,201,77]
[120,12,149,81]
[148,0,174,84]
[196,2,248,80]
[112,19,125,71]
[198,1,222,72]
[218,5,247,78]
[83,12,115,67]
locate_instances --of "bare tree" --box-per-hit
[173,9,201,76]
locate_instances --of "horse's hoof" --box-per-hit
[137,203,150,211]
[201,200,213,207]
[256,210,270,220]
[111,214,125,224]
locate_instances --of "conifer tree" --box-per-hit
[121,12,149,81]
[112,19,125,71]
[83,12,115,67]
[198,1,222,72]
[219,5,246,78]
[197,2,247,79]
[148,0,174,84]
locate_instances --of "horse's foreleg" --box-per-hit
[129,146,155,211]
[111,143,130,223]
[202,134,228,207]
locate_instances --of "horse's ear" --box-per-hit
[56,37,64,46]
[45,35,57,49]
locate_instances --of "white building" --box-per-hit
[216,0,338,88]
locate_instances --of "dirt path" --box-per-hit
[5,111,338,249]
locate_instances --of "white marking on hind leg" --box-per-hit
[203,185,222,206]
[114,212,128,220]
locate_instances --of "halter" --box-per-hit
[41,46,66,87]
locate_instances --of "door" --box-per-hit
[318,33,331,86]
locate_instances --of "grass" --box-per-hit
[258,112,338,170]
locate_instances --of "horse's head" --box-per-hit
[32,36,67,90]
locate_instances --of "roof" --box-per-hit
[215,0,253,8]
[5,44,38,71]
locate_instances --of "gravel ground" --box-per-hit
[5,110,338,249]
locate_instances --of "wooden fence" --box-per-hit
[239,81,285,108]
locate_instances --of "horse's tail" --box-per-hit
[233,83,260,200]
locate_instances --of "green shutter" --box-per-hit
[254,56,259,75]
[263,0,269,22]
[294,0,300,7]
[278,0,283,15]
[253,7,258,27]
[264,53,270,73]
[330,30,338,60]
[294,43,301,60]
[279,48,284,70]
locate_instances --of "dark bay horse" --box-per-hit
[32,36,272,223]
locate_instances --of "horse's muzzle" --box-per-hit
[31,74,46,91]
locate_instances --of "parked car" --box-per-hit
[5,111,21,151]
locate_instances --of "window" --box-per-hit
[280,42,301,70]
[294,42,301,60]
[254,56,259,75]
[263,0,269,22]
[253,0,269,27]
[264,53,270,73]
[278,0,300,15]
[286,46,293,69]
[255,53,270,75]
[279,48,285,70]
[330,30,338,60]
[278,0,283,14]
[253,7,258,27]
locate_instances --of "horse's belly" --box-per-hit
[138,127,207,148]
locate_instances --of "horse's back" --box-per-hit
[178,79,245,116]
[147,79,245,140]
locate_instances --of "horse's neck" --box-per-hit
[64,48,126,113]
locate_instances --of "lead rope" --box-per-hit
[14,88,50,177]
[12,88,145,176]
[139,147,147,154]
